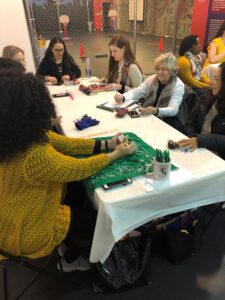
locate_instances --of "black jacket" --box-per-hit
[197,134,225,159]
[36,56,81,84]
[185,92,225,137]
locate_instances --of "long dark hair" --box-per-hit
[179,35,198,56]
[43,36,76,68]
[216,62,225,114]
[0,60,56,162]
[215,20,225,38]
[107,34,142,81]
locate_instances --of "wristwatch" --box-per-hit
[45,75,50,81]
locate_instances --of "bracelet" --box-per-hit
[119,83,126,94]
[155,108,159,116]
[105,140,109,151]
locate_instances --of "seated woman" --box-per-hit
[0,58,135,271]
[36,36,81,85]
[102,34,143,93]
[2,45,26,69]
[115,52,185,132]
[203,20,225,68]
[177,62,225,159]
[177,35,211,96]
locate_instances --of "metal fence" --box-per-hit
[23,0,194,77]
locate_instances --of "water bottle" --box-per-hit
[85,57,92,77]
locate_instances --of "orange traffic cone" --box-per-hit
[79,43,86,59]
[159,36,164,51]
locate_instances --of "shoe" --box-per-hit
[58,255,91,272]
[57,243,68,258]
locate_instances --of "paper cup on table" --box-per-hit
[153,158,171,180]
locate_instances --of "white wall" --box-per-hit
[0,1,36,73]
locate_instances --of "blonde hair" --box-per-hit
[2,45,24,60]
[154,52,178,74]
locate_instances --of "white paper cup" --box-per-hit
[153,159,171,180]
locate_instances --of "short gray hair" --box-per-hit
[154,52,178,74]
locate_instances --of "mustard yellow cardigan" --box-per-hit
[0,131,109,259]
[177,56,211,89]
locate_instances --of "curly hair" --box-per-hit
[178,35,199,56]
[0,64,56,162]
[107,34,142,81]
[0,57,25,74]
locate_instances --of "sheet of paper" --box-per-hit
[104,99,137,109]
[138,167,194,192]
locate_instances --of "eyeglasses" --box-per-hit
[53,48,64,52]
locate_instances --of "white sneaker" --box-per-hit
[57,243,68,258]
[58,255,91,272]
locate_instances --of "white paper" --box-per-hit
[103,99,137,109]
[138,167,194,192]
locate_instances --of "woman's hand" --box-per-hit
[139,106,158,115]
[103,83,121,91]
[62,75,70,82]
[176,137,198,151]
[107,141,136,161]
[108,133,123,150]
[48,76,58,85]
[114,92,124,103]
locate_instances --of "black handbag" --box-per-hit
[92,234,151,292]
[152,209,207,265]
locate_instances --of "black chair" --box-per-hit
[0,247,64,300]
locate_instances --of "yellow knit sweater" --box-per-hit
[177,56,211,89]
[0,131,109,260]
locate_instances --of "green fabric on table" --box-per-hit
[84,132,177,193]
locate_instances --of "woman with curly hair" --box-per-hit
[36,36,81,85]
[0,58,135,271]
[101,34,143,93]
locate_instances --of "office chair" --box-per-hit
[0,246,64,300]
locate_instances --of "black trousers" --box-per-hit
[63,181,97,262]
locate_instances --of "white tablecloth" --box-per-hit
[48,79,225,263]
[202,63,219,81]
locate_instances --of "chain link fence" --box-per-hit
[24,0,193,77]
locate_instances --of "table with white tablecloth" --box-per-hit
[48,78,225,263]
[202,63,219,81]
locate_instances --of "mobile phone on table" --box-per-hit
[103,178,132,190]
[52,92,69,98]
[128,110,141,118]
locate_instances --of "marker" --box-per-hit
[67,90,74,100]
